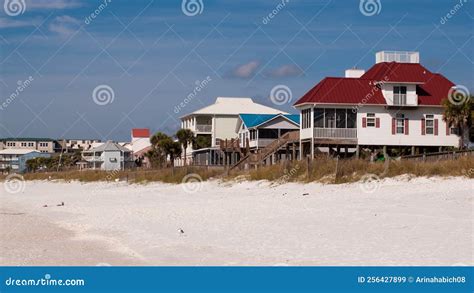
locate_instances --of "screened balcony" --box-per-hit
[312,108,357,139]
[195,116,212,133]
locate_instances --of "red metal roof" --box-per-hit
[361,62,431,83]
[294,77,387,106]
[131,128,150,138]
[294,62,455,107]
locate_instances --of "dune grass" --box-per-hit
[7,167,223,184]
[237,155,474,184]
[1,156,473,184]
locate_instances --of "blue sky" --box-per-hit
[0,0,472,140]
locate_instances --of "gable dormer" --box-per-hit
[379,82,419,107]
[365,51,427,107]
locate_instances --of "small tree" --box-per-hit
[442,96,472,149]
[193,135,211,150]
[159,137,182,168]
[147,132,170,168]
[176,129,194,166]
[26,158,38,172]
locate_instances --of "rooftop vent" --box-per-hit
[345,68,365,78]
[376,51,419,64]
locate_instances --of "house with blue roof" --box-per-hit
[236,113,300,151]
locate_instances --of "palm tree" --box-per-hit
[148,132,170,168]
[176,129,194,166]
[193,135,211,150]
[159,137,182,168]
[442,96,472,149]
[150,132,169,147]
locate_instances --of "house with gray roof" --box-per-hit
[81,141,134,170]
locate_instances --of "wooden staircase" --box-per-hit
[230,131,299,170]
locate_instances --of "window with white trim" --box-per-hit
[425,114,434,135]
[393,86,407,105]
[366,113,376,127]
[396,114,405,134]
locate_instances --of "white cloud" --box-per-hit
[26,0,82,10]
[49,15,80,37]
[0,17,39,28]
[227,60,260,79]
[266,64,303,78]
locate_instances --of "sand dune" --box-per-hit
[1,177,473,266]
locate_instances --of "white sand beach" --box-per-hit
[1,177,473,266]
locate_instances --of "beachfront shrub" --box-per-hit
[2,156,473,184]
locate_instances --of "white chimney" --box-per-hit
[345,68,365,78]
[376,51,419,64]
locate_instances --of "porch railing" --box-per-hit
[393,94,407,105]
[314,128,357,139]
[196,124,212,132]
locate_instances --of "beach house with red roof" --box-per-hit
[294,51,460,159]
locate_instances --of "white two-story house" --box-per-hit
[294,51,460,159]
[179,97,286,165]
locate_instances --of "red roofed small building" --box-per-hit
[131,128,152,167]
[131,128,150,138]
[293,51,460,159]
